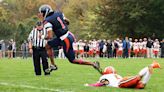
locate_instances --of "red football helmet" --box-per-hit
[102,66,116,75]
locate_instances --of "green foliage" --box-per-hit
[0,0,164,49]
[95,0,164,39]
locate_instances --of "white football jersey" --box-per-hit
[129,42,133,49]
[79,42,85,50]
[99,74,123,87]
[139,42,143,49]
[133,42,139,50]
[118,43,123,51]
[142,41,147,49]
[73,42,78,50]
[153,42,160,51]
[92,41,98,48]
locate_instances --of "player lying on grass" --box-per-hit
[85,61,160,89]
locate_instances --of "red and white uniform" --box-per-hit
[99,74,123,87]
[138,42,143,51]
[92,40,99,54]
[153,42,160,55]
[142,41,147,54]
[133,42,139,54]
[78,42,85,54]
[117,42,123,56]
[73,42,78,53]
[129,41,133,53]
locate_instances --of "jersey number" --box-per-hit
[57,17,65,29]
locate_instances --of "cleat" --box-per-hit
[152,61,161,69]
[45,65,58,73]
[93,61,103,74]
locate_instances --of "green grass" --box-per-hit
[0,58,163,92]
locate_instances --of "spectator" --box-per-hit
[146,38,153,58]
[12,40,16,58]
[7,40,13,59]
[58,46,65,59]
[102,42,107,57]
[99,40,104,57]
[0,40,2,58]
[123,37,130,58]
[21,40,28,59]
[1,40,6,58]
[106,40,113,58]
[84,41,90,58]
[160,39,164,58]
[129,38,133,58]
[113,40,118,58]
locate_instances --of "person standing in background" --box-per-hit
[1,40,6,58]
[12,40,16,58]
[113,40,118,58]
[153,39,160,58]
[99,40,104,58]
[84,41,90,58]
[123,37,130,58]
[0,40,2,58]
[146,38,153,58]
[128,38,133,58]
[160,39,164,58]
[7,39,13,59]
[28,22,50,76]
[58,46,65,59]
[106,40,113,58]
[21,40,28,59]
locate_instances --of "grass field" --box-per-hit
[0,58,163,92]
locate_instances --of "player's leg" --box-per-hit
[119,61,160,89]
[63,35,102,74]
[119,75,141,88]
[45,38,61,73]
[136,61,161,89]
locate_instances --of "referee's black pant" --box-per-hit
[32,47,49,75]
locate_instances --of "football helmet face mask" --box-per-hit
[103,66,116,75]
[39,4,53,19]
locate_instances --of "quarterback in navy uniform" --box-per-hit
[38,5,102,74]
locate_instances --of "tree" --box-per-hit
[94,0,164,39]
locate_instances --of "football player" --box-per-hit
[38,5,101,73]
[85,61,160,89]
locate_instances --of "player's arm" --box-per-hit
[43,22,54,39]
[85,79,109,87]
[84,82,104,87]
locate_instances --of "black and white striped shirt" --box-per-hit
[28,27,47,47]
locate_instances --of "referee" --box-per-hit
[28,22,50,76]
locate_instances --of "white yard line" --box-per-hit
[0,82,73,92]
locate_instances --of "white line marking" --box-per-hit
[0,82,73,92]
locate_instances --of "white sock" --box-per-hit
[139,67,148,76]
[142,71,151,84]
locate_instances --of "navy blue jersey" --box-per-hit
[44,12,68,38]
